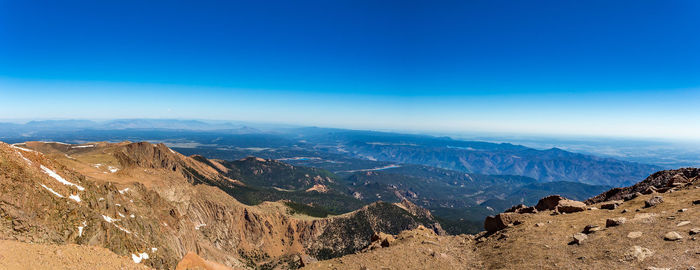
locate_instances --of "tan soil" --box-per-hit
[0,239,150,270]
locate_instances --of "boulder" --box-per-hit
[556,200,587,213]
[689,228,700,235]
[644,196,663,208]
[484,213,521,233]
[600,200,622,210]
[663,231,683,241]
[535,195,564,211]
[571,233,587,245]
[606,217,626,227]
[693,200,700,205]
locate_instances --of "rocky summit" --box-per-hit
[1,141,699,269]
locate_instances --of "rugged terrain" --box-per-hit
[0,141,442,269]
[306,168,700,269]
[0,140,697,269]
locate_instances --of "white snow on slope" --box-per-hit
[119,188,130,194]
[78,221,87,237]
[69,194,81,203]
[11,145,36,153]
[40,184,64,198]
[195,223,207,230]
[71,145,95,148]
[108,166,119,173]
[131,252,149,263]
[40,165,85,191]
[102,215,119,223]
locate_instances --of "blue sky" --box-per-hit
[1,0,699,140]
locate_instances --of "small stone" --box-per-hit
[624,246,654,262]
[678,221,691,227]
[606,217,626,227]
[645,196,663,208]
[572,233,587,245]
[621,209,629,213]
[689,228,700,235]
[679,208,688,212]
[693,200,700,205]
[664,231,683,241]
[627,231,643,239]
[535,223,545,227]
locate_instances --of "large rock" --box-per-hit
[571,233,587,245]
[535,195,564,211]
[484,213,521,233]
[600,200,622,210]
[663,231,683,241]
[606,217,626,227]
[556,200,587,213]
[644,196,664,208]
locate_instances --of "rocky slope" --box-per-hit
[302,168,700,269]
[0,141,442,269]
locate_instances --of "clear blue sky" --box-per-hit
[1,0,699,140]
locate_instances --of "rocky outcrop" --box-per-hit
[484,213,522,233]
[586,168,700,204]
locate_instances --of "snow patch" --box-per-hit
[118,212,125,218]
[115,203,121,207]
[40,184,64,198]
[151,247,158,252]
[71,144,95,148]
[11,145,36,153]
[98,197,105,201]
[195,223,207,230]
[78,221,87,237]
[169,149,176,154]
[119,188,130,194]
[68,194,81,203]
[40,165,85,191]
[102,215,119,223]
[131,252,149,263]
[108,166,119,173]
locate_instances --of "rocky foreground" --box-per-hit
[307,168,700,269]
[0,140,698,269]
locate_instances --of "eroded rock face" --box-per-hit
[0,141,445,269]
